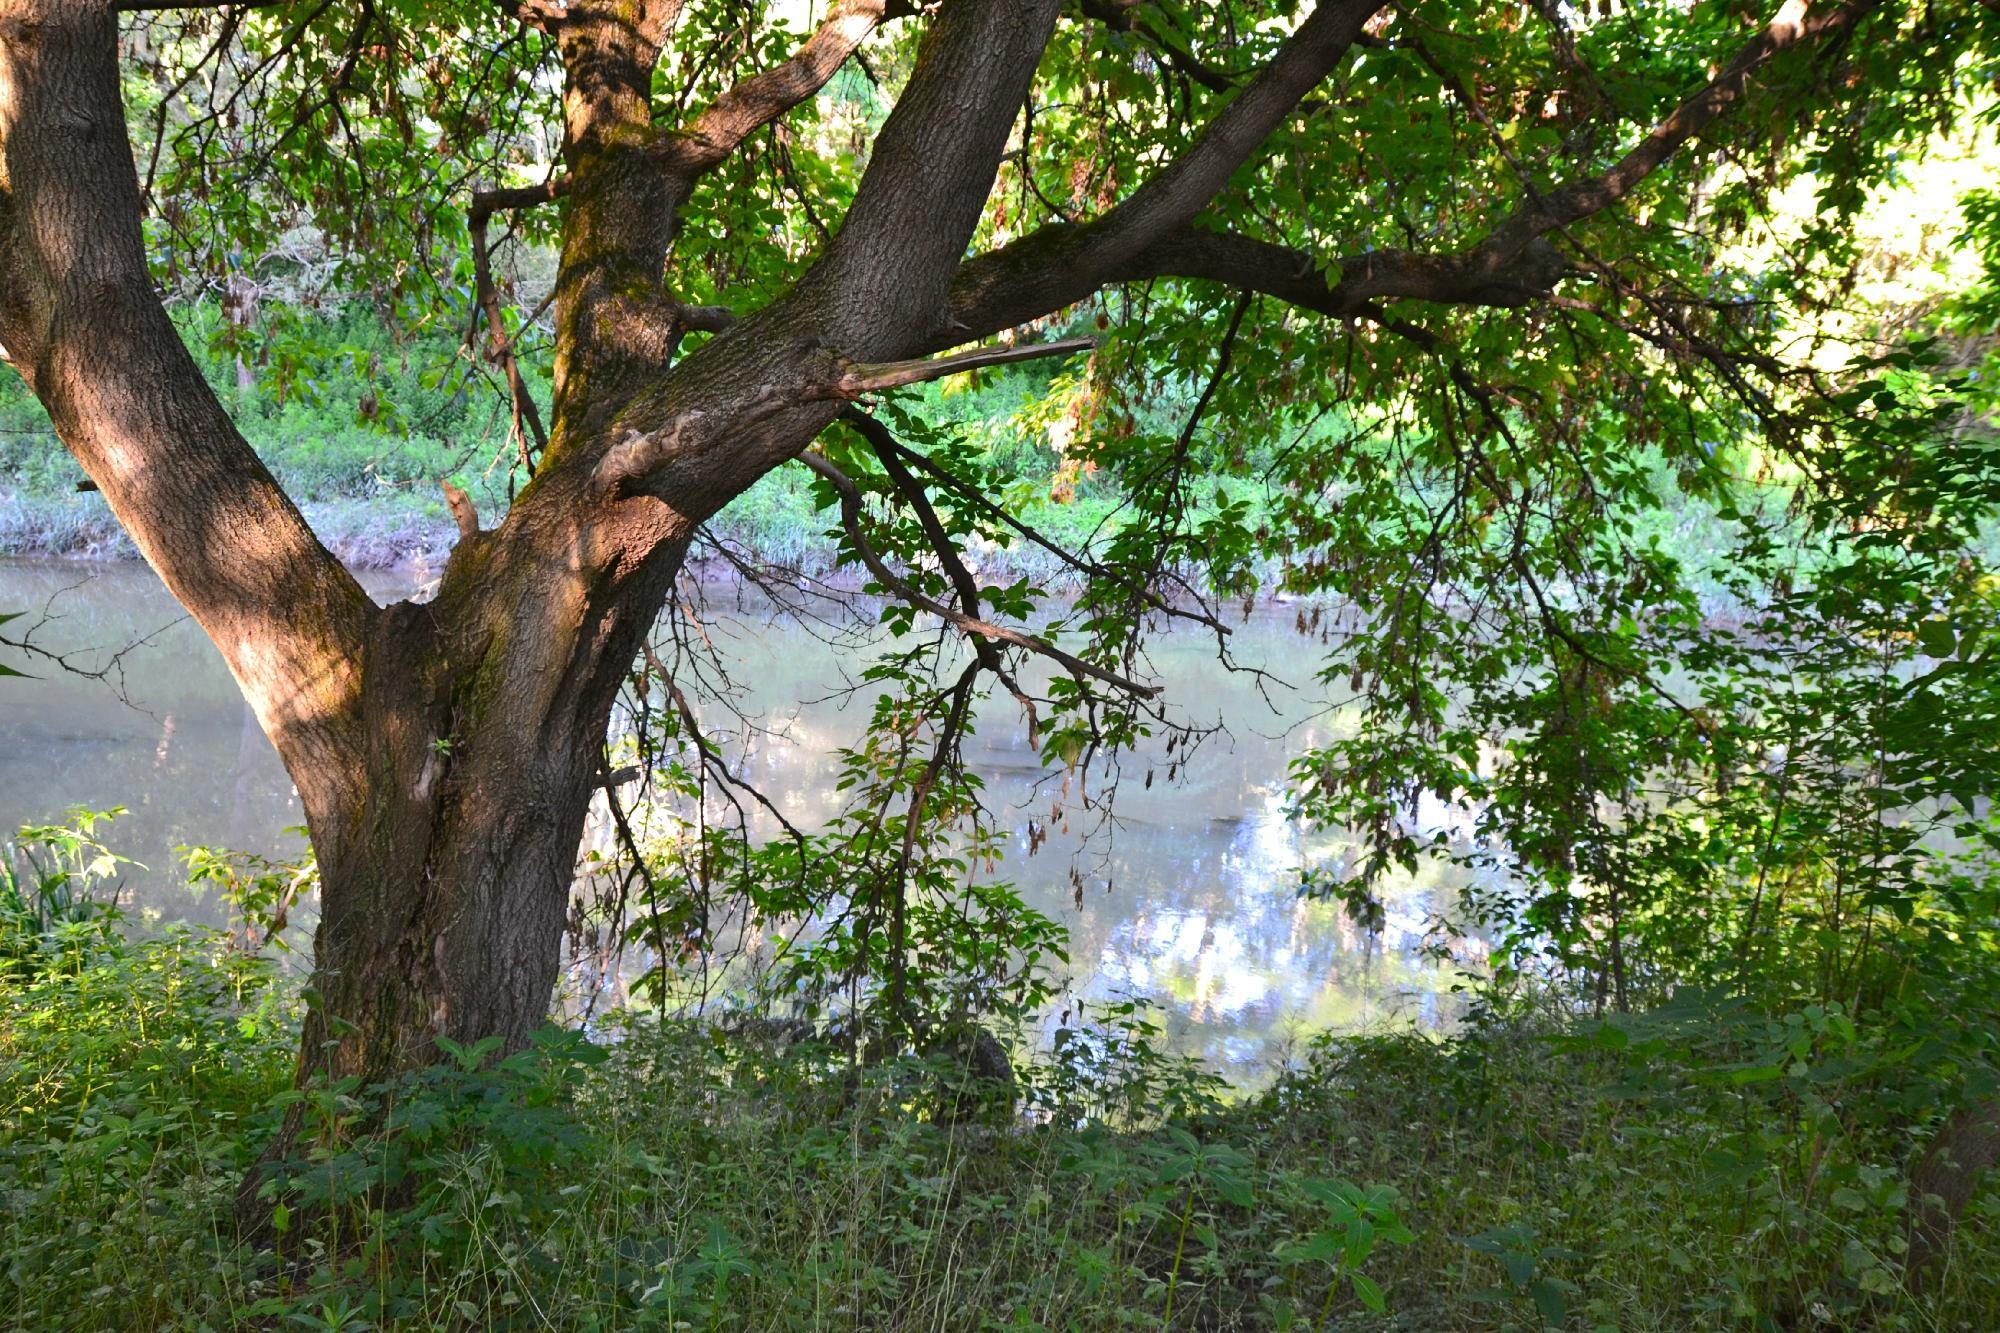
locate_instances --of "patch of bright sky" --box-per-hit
[1747,102,1999,373]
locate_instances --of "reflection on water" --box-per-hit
[0,558,1495,1077]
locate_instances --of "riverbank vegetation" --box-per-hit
[6,1,2000,1329]
[0,309,1134,579]
[4,821,1997,1331]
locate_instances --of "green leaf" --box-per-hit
[1726,1064,1786,1085]
[1528,1277,1568,1325]
[1278,1231,1341,1265]
[1350,1271,1387,1314]
[1917,619,1958,657]
[1213,1170,1254,1208]
[1343,1216,1376,1269]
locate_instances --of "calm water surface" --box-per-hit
[0,558,1494,1076]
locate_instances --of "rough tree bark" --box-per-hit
[0,2,642,1091]
[0,0,1884,1230]
[1906,1099,2000,1285]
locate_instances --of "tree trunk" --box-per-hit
[298,524,690,1087]
[1906,1098,2000,1287]
[0,0,1064,1157]
[229,496,694,1235]
[0,3,704,1217]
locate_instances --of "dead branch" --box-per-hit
[815,337,1096,401]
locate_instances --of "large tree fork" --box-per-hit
[0,0,1894,1234]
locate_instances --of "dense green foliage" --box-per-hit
[0,303,483,561]
[9,1,2000,1327]
[4,824,1998,1330]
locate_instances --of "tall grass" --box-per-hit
[2,821,1995,1331]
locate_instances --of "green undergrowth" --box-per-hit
[3,866,1996,1329]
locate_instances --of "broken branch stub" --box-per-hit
[587,338,1093,502]
[818,336,1095,401]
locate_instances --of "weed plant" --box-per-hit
[3,815,1996,1330]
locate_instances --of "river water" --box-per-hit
[0,558,1493,1076]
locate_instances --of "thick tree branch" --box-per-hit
[665,0,891,174]
[546,2,688,422]
[557,0,685,152]
[584,335,1090,500]
[469,176,570,224]
[800,0,1068,353]
[0,1,373,828]
[1478,0,1876,263]
[1143,228,1569,314]
[931,0,1381,344]
[942,0,1872,344]
[1079,0,1379,251]
[947,223,1568,343]
[568,1,1075,508]
[540,0,885,417]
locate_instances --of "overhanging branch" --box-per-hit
[928,0,1381,345]
[947,224,1569,343]
[941,0,1872,345]
[796,449,1161,700]
[1481,0,1875,263]
[663,0,894,175]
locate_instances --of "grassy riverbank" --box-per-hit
[1,302,1754,599]
[4,865,1995,1330]
[0,302,1147,579]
